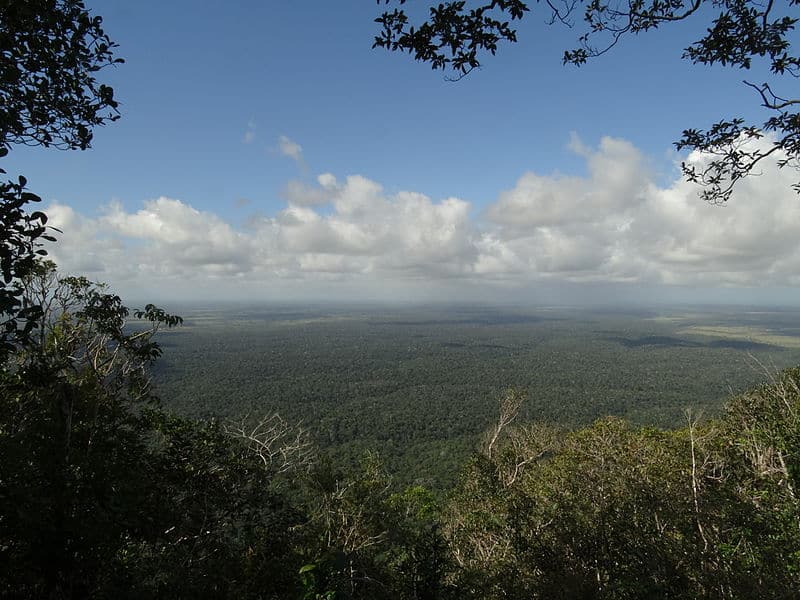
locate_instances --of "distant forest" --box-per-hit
[153,304,800,488]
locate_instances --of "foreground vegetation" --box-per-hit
[2,265,799,598]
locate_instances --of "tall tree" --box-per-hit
[374,0,800,204]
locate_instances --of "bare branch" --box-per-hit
[501,422,560,486]
[630,0,703,23]
[744,80,800,111]
[544,0,578,27]
[483,389,525,458]
[685,409,709,551]
[224,413,314,474]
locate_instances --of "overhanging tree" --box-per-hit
[374,0,800,204]
[0,0,121,353]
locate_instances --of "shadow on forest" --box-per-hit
[606,335,776,351]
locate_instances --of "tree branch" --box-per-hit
[224,413,314,473]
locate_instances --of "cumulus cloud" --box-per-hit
[479,135,800,288]
[47,198,255,286]
[252,175,476,277]
[282,179,331,206]
[42,135,800,301]
[487,137,650,230]
[101,198,252,273]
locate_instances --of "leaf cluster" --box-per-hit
[374,1,529,78]
[0,171,51,353]
[0,0,122,151]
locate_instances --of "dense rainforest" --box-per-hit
[154,303,800,488]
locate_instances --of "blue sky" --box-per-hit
[8,1,800,304]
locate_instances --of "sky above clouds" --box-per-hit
[7,1,800,305]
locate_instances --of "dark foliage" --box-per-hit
[0,0,121,355]
[0,0,121,151]
[375,0,800,203]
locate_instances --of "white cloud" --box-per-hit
[47,198,256,285]
[487,137,650,230]
[478,135,800,289]
[318,173,337,189]
[277,135,303,162]
[282,180,330,206]
[41,135,800,302]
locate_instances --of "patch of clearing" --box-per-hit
[271,316,357,327]
[678,325,800,349]
[646,314,703,323]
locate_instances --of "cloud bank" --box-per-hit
[44,136,800,302]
